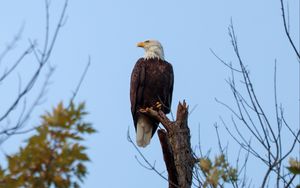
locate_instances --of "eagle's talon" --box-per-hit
[154,102,162,110]
[139,107,153,113]
[139,108,147,113]
[147,107,154,111]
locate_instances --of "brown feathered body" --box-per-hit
[130,57,174,137]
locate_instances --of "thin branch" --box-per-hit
[70,56,91,104]
[0,24,25,65]
[279,0,300,60]
[127,129,179,188]
[284,174,296,188]
[0,0,69,139]
[0,66,55,143]
[0,44,34,82]
[210,48,242,73]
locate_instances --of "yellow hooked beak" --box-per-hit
[137,41,145,48]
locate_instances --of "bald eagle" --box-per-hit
[130,40,174,147]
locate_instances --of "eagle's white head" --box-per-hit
[137,40,165,60]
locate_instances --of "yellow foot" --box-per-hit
[139,107,152,113]
[154,102,162,110]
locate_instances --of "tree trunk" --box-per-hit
[142,101,195,188]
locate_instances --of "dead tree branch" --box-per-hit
[158,129,178,188]
[0,0,69,142]
[127,129,178,187]
[213,20,300,187]
[141,100,196,188]
[279,0,300,61]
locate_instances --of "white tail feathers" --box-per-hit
[136,116,153,147]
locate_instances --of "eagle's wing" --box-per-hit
[166,63,174,113]
[130,59,145,125]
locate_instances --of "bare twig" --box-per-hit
[70,56,91,104]
[0,0,69,142]
[279,0,300,60]
[127,129,179,188]
[214,18,300,187]
[0,24,25,65]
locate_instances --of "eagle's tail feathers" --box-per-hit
[136,122,145,147]
[136,117,153,148]
[143,122,153,147]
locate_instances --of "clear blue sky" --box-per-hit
[0,0,299,187]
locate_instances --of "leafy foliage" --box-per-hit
[287,157,300,188]
[287,158,300,175]
[198,154,238,188]
[0,102,95,188]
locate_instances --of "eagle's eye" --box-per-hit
[144,40,150,43]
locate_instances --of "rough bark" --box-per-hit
[158,129,178,188]
[142,100,195,188]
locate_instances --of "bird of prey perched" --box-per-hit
[130,40,174,147]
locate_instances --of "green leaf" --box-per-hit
[288,158,300,175]
[77,123,96,134]
[287,166,300,175]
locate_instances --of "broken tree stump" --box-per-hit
[142,100,196,188]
